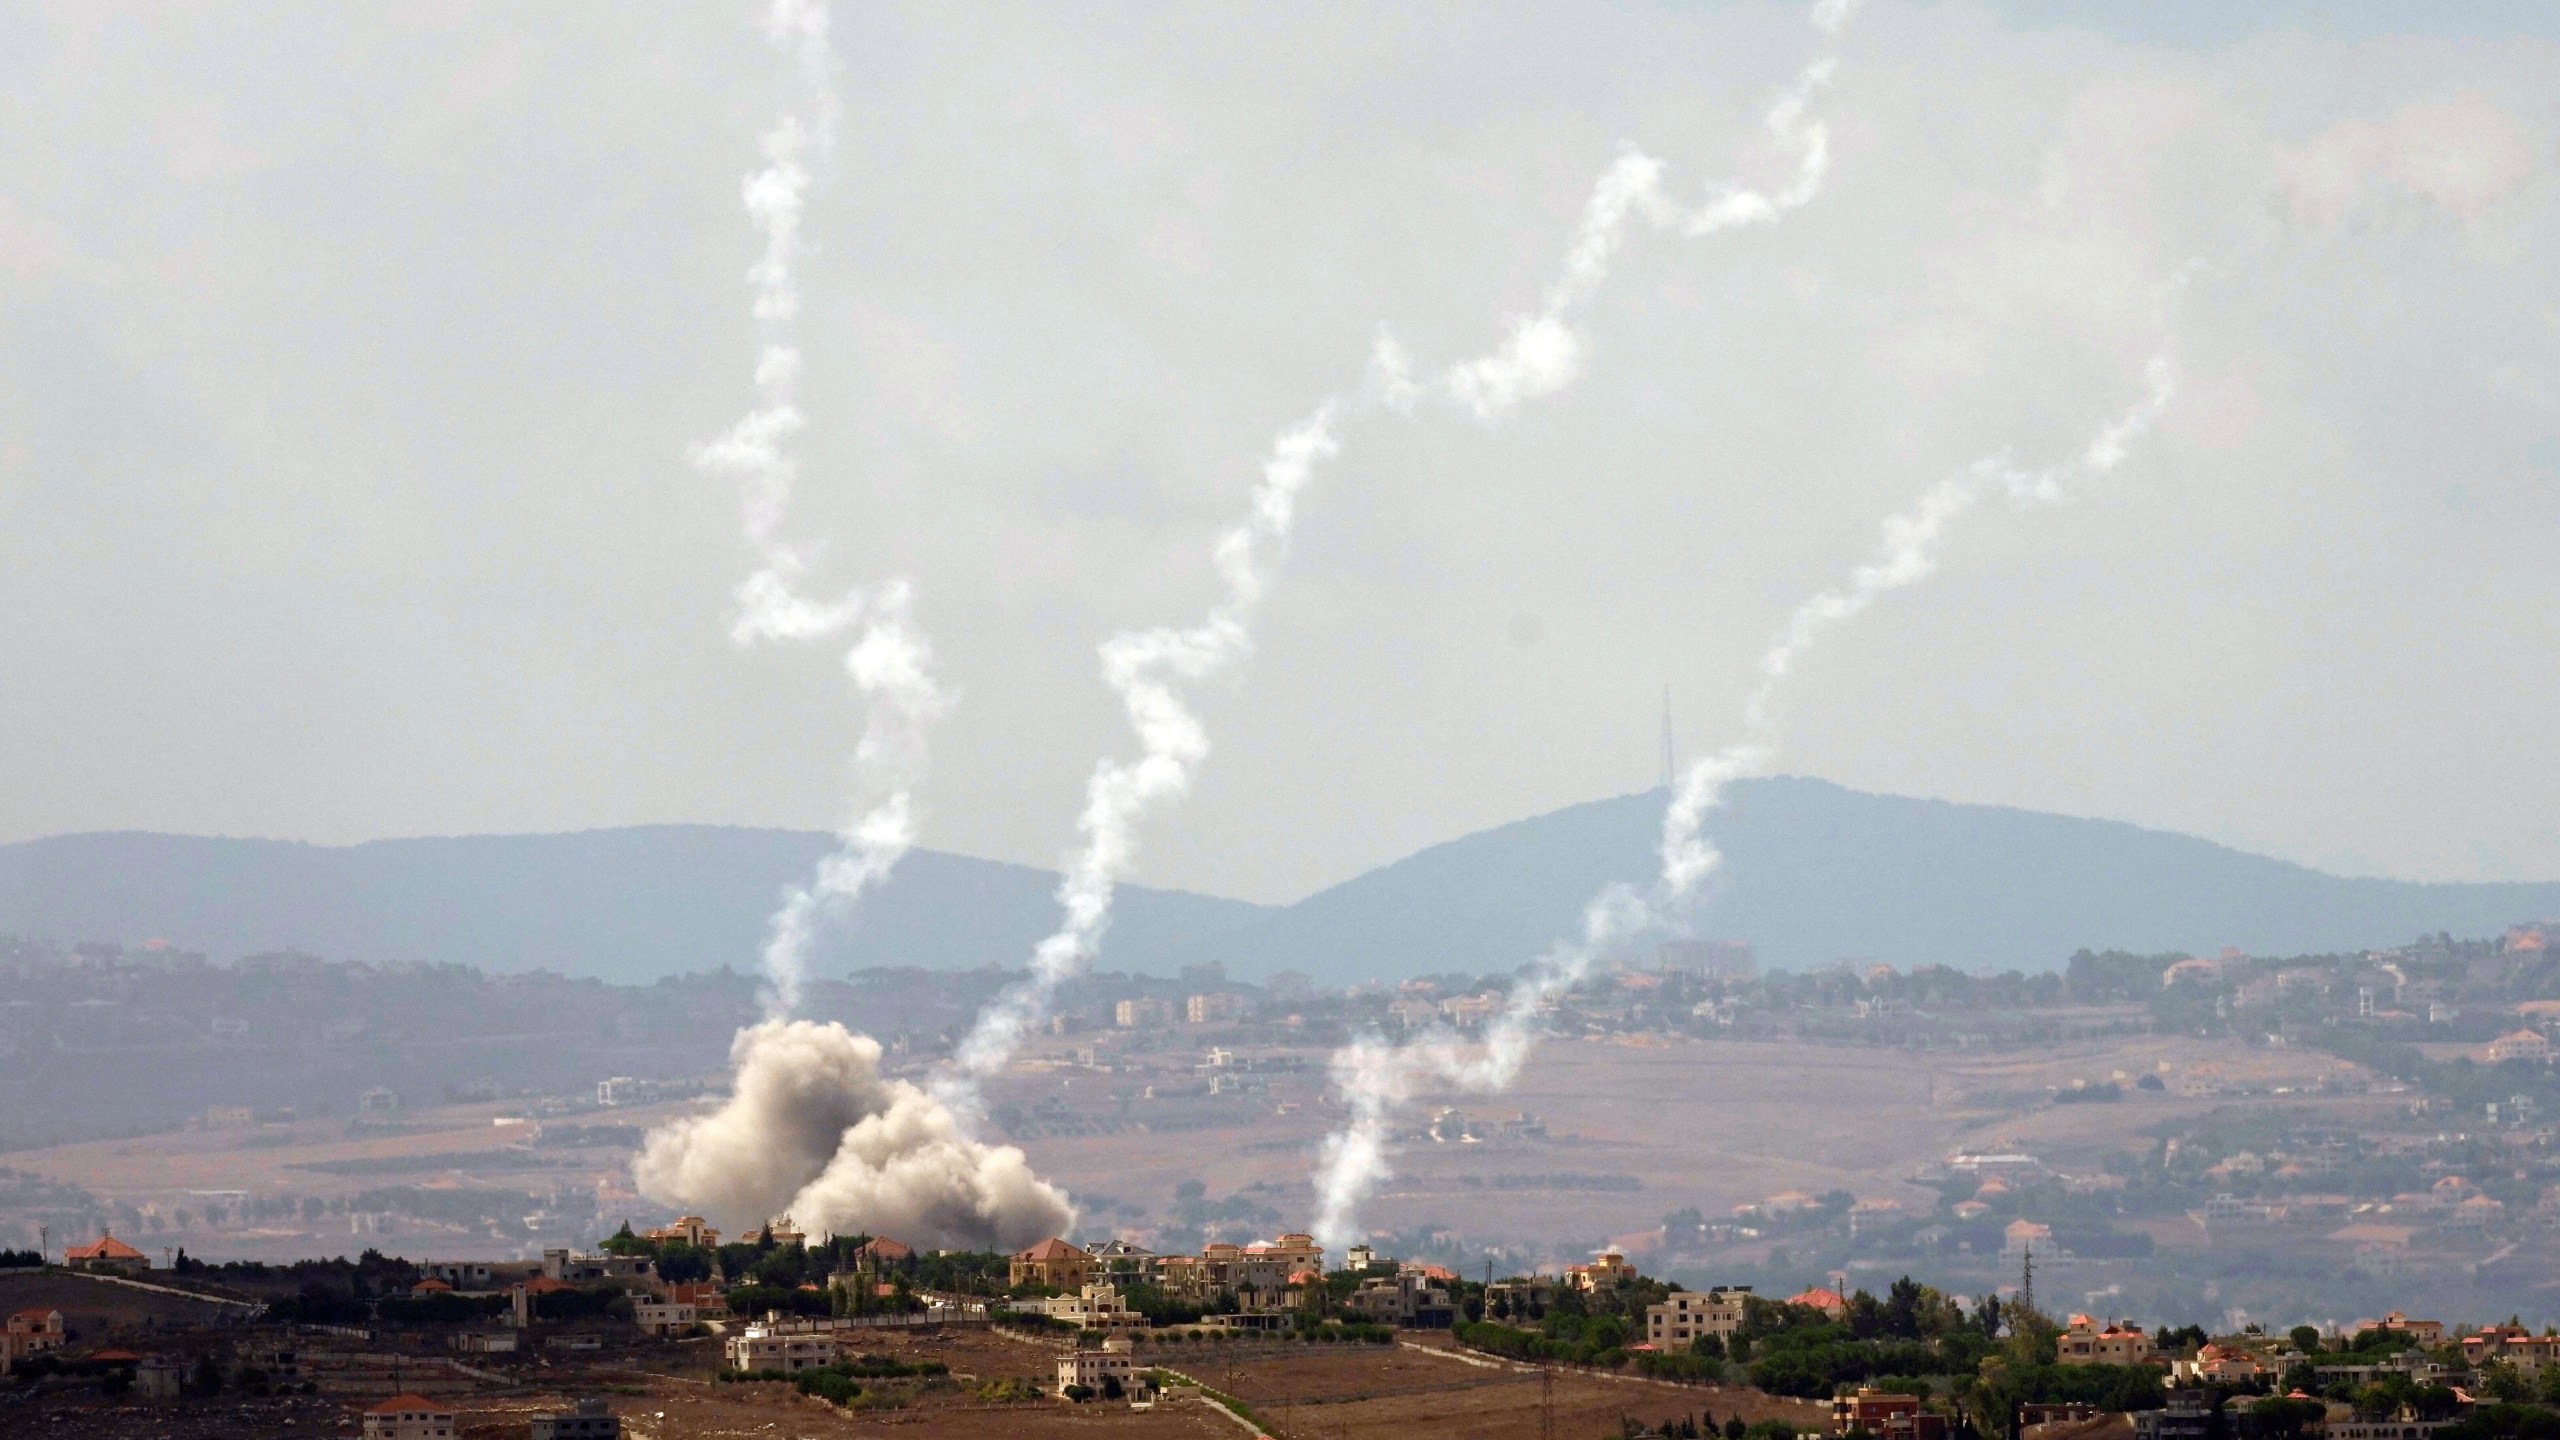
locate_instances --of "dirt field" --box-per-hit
[0,1267,247,1332]
[0,1030,2385,1261]
[0,1322,1848,1440]
[1191,1335,1828,1440]
[1002,1030,2375,1245]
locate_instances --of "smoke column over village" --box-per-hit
[1307,354,2179,1250]
[633,1020,1073,1250]
[942,0,1863,1101]
[637,0,1068,1249]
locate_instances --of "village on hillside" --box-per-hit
[8,1205,2560,1440]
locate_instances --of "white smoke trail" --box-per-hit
[944,0,1862,1095]
[691,0,947,1020]
[636,3,1025,1248]
[1309,355,2177,1250]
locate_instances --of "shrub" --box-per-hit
[795,1371,862,1406]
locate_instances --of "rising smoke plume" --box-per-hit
[636,2,1067,1250]
[943,0,1863,1099]
[689,0,948,1021]
[1308,354,2178,1250]
[633,1021,1074,1250]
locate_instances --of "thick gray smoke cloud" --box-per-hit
[942,0,1861,1101]
[633,1021,1073,1249]
[1308,353,2177,1249]
[637,2,1069,1249]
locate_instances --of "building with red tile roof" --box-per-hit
[3,1307,64,1367]
[63,1230,149,1274]
[362,1394,457,1439]
[1011,1237,1094,1290]
[1785,1285,1849,1317]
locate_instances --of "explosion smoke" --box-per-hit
[945,0,1862,1095]
[1308,354,2177,1250]
[689,0,946,1020]
[637,2,1057,1250]
[633,1021,1073,1250]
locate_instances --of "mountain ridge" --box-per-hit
[1173,777,2560,983]
[5,779,2555,984]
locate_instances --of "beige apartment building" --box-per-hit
[1646,1286,1750,1349]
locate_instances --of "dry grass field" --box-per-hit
[447,1333,1811,1440]
[4,1326,1818,1440]
[0,1029,2384,1261]
[1001,1031,2375,1244]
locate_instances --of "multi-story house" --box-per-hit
[1011,1237,1096,1291]
[2,1308,64,1367]
[644,1216,721,1250]
[1056,1336,1136,1396]
[2057,1315,2158,1366]
[1647,1287,1751,1349]
[2463,1324,2560,1378]
[1084,1239,1158,1286]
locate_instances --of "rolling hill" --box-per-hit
[1176,777,2560,984]
[0,826,1267,983]
[6,778,2557,984]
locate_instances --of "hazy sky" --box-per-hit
[2,1,2556,904]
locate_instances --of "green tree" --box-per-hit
[2533,1364,2560,1405]
[655,1241,712,1284]
[600,1221,653,1257]
[2480,1361,2532,1404]
[2251,1397,2326,1440]
[2288,1326,2321,1356]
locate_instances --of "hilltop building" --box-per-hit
[1564,1249,1632,1292]
[1011,1237,1095,1290]
[644,1216,720,1249]
[2058,1315,2157,1366]
[63,1231,149,1275]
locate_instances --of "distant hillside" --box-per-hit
[0,827,1269,983]
[9,780,2558,986]
[1179,777,2560,984]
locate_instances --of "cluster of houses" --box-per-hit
[1005,1231,1466,1336]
